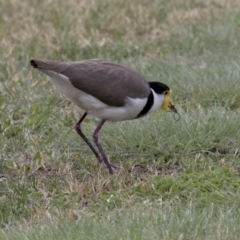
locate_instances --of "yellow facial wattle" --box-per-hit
[161,90,173,110]
[161,90,179,114]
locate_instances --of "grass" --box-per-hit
[1,203,240,240]
[1,0,240,239]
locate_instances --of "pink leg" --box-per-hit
[93,119,114,174]
[74,112,102,163]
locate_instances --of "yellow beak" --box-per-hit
[168,100,178,113]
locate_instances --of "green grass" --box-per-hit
[1,203,240,240]
[1,0,240,239]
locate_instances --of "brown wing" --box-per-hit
[30,59,150,107]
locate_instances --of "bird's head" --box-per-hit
[149,82,178,114]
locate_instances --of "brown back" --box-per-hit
[31,59,150,107]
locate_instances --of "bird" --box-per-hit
[30,58,178,174]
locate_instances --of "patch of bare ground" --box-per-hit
[130,163,182,178]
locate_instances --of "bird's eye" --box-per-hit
[164,91,168,95]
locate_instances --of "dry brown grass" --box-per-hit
[1,0,239,60]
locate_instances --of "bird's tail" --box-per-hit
[30,59,40,68]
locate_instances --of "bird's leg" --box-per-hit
[92,119,117,175]
[74,112,103,163]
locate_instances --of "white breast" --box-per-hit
[89,97,148,121]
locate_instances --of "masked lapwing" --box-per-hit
[30,59,178,174]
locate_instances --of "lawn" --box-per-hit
[0,0,240,239]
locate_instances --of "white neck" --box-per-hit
[148,89,164,114]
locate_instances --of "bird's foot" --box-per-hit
[109,163,120,170]
[104,162,120,175]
